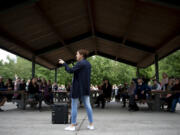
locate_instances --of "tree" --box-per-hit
[0,50,179,85]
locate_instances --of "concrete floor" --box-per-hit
[0,102,180,135]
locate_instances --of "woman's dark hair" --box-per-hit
[7,78,12,83]
[77,49,89,59]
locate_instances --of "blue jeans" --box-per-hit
[71,96,93,124]
[171,98,180,112]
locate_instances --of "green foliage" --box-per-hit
[159,50,180,80]
[87,56,136,85]
[0,50,179,85]
[139,65,155,79]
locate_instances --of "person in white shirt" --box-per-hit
[161,73,168,90]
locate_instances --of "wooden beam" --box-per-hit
[0,0,39,12]
[32,55,36,78]
[140,0,180,9]
[0,26,55,67]
[57,50,137,67]
[136,67,140,78]
[87,0,95,36]
[137,31,180,67]
[35,31,155,56]
[86,0,98,51]
[96,51,137,67]
[156,32,180,51]
[0,27,34,54]
[154,54,159,82]
[54,68,57,83]
[122,0,138,44]
[35,32,92,56]
[96,32,155,53]
[35,2,74,57]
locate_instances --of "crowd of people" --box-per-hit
[0,76,71,111]
[114,73,180,112]
[0,72,180,112]
[90,73,180,112]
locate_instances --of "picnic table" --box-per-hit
[0,90,27,109]
[147,90,180,111]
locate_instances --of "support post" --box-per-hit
[136,67,140,78]
[155,54,159,82]
[55,68,57,83]
[32,56,35,78]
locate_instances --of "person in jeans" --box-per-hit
[169,78,180,112]
[59,49,94,131]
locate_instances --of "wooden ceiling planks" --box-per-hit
[0,0,179,69]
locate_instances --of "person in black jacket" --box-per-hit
[59,49,94,131]
[28,78,41,109]
[96,78,112,109]
[20,79,26,90]
[28,78,39,94]
[129,78,151,111]
[102,78,112,102]
[4,78,14,101]
[0,76,5,90]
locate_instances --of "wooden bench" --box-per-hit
[148,90,180,111]
[0,90,27,109]
[117,90,180,111]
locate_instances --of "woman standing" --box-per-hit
[59,49,94,131]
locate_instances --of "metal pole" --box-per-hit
[55,68,57,83]
[136,67,140,78]
[155,54,159,82]
[32,56,35,78]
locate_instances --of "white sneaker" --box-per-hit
[64,126,75,131]
[87,125,95,130]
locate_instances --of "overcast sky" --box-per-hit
[0,49,17,63]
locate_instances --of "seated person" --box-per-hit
[166,78,180,112]
[4,78,14,101]
[41,79,53,105]
[28,78,41,109]
[13,77,21,99]
[0,76,5,90]
[115,85,122,102]
[161,73,169,91]
[52,82,58,91]
[47,80,53,104]
[129,78,151,111]
[20,79,26,90]
[151,79,161,90]
[128,81,136,110]
[166,78,174,91]
[0,94,7,111]
[0,76,7,111]
[121,82,129,108]
[135,78,151,100]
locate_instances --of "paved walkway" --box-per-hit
[0,102,180,135]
